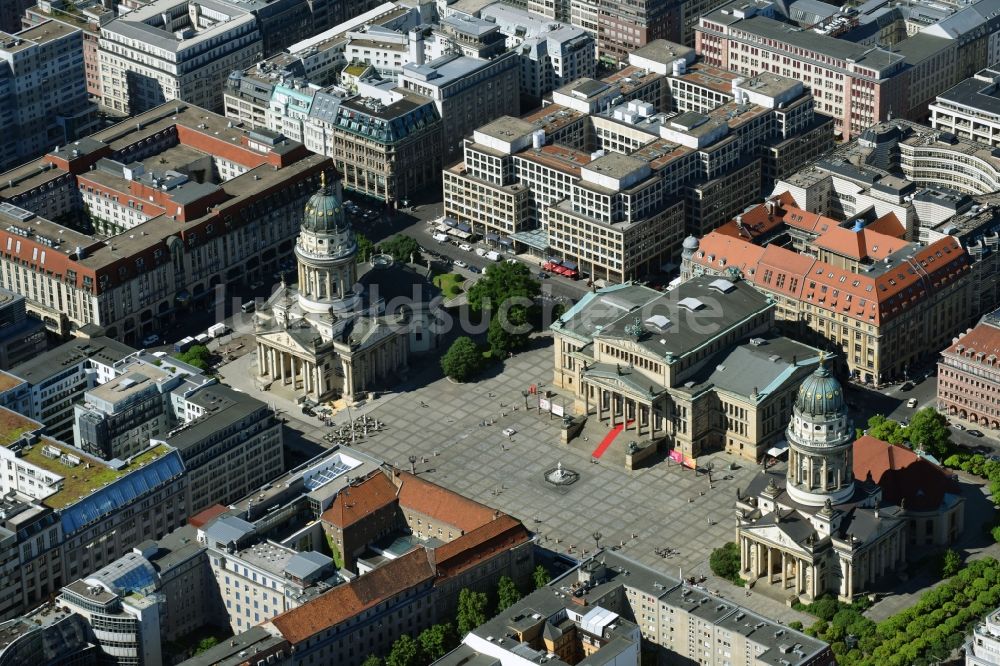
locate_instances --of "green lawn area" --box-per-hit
[22,442,172,509]
[433,272,466,298]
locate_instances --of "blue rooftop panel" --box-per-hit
[60,452,186,535]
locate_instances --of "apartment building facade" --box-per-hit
[98,0,263,114]
[444,51,830,282]
[938,311,1000,431]
[930,68,1000,148]
[0,20,97,170]
[399,51,519,162]
[681,195,973,384]
[0,102,326,344]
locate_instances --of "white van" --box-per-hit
[485,250,501,262]
[432,233,449,243]
[474,247,487,257]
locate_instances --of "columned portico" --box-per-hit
[254,171,410,405]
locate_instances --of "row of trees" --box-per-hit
[860,409,952,458]
[942,451,1000,542]
[796,557,1000,666]
[354,233,422,264]
[363,566,553,666]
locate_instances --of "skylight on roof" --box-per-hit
[645,314,671,331]
[709,278,736,293]
[678,297,706,311]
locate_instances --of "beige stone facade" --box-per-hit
[551,276,822,461]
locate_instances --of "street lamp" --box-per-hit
[522,390,529,410]
[592,531,603,550]
[408,454,418,475]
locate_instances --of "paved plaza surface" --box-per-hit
[220,336,811,624]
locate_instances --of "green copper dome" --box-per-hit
[795,356,845,416]
[302,172,347,234]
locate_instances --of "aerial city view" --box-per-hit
[4,0,1000,664]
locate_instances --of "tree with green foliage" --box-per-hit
[497,575,522,612]
[385,634,421,666]
[866,414,905,445]
[194,637,219,655]
[418,623,455,661]
[457,589,489,636]
[709,542,742,585]
[378,234,422,263]
[355,233,375,264]
[487,303,532,357]
[467,262,540,314]
[361,656,383,666]
[942,549,962,577]
[441,336,482,382]
[533,565,551,590]
[175,344,211,370]
[906,408,952,458]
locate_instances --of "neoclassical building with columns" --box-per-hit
[550,275,822,462]
[254,173,409,403]
[735,358,907,602]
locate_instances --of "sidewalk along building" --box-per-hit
[938,308,1000,431]
[680,193,974,385]
[549,274,824,462]
[443,45,831,282]
[0,101,327,344]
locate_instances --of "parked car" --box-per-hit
[900,381,914,391]
[537,271,549,279]
[454,259,469,268]
[141,333,161,347]
[954,423,966,431]
[459,243,473,252]
[468,265,481,274]
[906,398,918,408]
[969,429,985,438]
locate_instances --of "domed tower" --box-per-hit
[785,355,855,506]
[295,171,360,314]
[680,236,699,280]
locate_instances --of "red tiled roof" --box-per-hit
[853,435,960,512]
[694,232,766,275]
[688,202,971,327]
[866,212,906,238]
[943,321,1000,365]
[396,471,499,533]
[813,226,902,261]
[782,207,837,234]
[714,203,785,240]
[432,515,531,579]
[188,504,228,528]
[321,471,398,529]
[270,548,435,644]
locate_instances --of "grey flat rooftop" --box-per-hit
[283,550,332,580]
[167,384,267,452]
[631,38,694,66]
[87,364,168,404]
[178,626,287,666]
[204,515,255,546]
[475,115,536,142]
[555,276,772,362]
[10,337,135,385]
[935,74,1000,118]
[584,152,649,180]
[674,336,821,399]
[742,72,802,98]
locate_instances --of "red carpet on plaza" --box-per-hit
[592,421,633,458]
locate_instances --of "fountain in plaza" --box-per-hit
[544,461,579,486]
